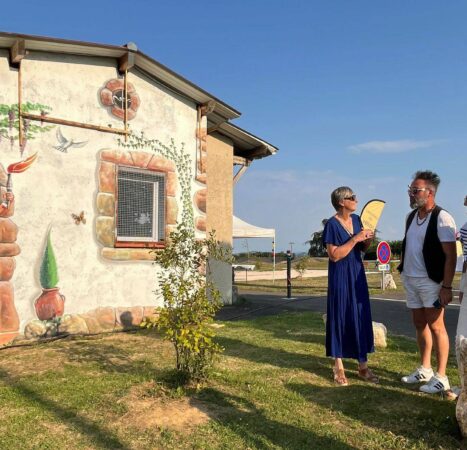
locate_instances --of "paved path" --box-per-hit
[217,292,461,347]
[234,269,328,282]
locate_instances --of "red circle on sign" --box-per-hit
[377,241,391,265]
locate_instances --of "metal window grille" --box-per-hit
[116,167,166,242]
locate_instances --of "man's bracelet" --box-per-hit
[441,285,452,290]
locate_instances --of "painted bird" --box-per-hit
[53,128,88,153]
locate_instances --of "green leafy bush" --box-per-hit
[142,226,231,382]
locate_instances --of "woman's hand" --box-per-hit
[353,229,374,243]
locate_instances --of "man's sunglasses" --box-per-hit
[344,194,357,201]
[407,186,430,195]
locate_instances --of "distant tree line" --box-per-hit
[307,219,402,259]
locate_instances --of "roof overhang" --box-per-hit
[210,121,278,160]
[0,31,240,121]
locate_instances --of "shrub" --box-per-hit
[142,225,231,382]
[294,257,310,278]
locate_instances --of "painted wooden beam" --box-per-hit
[9,39,27,65]
[118,52,135,73]
[21,112,129,136]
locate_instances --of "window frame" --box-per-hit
[114,165,167,249]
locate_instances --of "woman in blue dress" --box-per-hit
[322,186,378,386]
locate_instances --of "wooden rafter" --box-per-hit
[9,40,27,66]
[118,52,135,74]
[233,155,251,166]
[207,124,222,134]
[246,145,270,158]
[233,165,249,184]
[200,100,216,116]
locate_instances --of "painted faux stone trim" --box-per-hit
[96,149,178,261]
[195,216,206,232]
[0,187,19,346]
[194,189,206,213]
[21,305,160,340]
[100,79,141,120]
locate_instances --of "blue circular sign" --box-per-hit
[377,241,391,264]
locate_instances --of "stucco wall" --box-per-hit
[206,133,233,304]
[0,50,202,332]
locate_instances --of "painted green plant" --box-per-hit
[0,102,54,154]
[40,229,59,289]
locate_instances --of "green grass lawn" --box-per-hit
[236,272,463,297]
[0,312,462,449]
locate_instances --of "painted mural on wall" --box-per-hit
[0,103,54,156]
[99,79,141,120]
[0,154,39,345]
[53,128,88,153]
[35,228,65,321]
[0,59,209,347]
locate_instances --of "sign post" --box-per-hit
[376,241,391,290]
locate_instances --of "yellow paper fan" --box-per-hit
[360,199,386,231]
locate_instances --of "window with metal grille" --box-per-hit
[116,167,166,244]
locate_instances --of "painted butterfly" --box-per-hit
[71,211,86,225]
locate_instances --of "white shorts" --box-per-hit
[401,274,441,309]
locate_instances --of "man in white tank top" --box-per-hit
[399,171,457,394]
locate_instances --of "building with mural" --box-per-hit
[0,31,277,346]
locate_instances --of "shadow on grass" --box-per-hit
[286,381,461,448]
[53,334,163,378]
[197,387,358,449]
[0,367,129,450]
[223,334,413,386]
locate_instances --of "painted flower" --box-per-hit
[99,79,140,120]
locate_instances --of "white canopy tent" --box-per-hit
[233,216,276,281]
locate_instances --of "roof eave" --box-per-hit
[0,31,240,120]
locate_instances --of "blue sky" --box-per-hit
[2,1,466,252]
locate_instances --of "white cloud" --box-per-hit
[348,139,442,154]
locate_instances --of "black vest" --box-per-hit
[397,205,445,283]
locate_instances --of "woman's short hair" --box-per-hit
[413,170,441,192]
[331,186,353,211]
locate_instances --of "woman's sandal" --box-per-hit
[358,368,379,384]
[333,368,349,386]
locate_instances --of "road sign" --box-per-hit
[378,264,390,271]
[377,241,391,265]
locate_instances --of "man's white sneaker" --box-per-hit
[401,366,434,384]
[419,374,450,394]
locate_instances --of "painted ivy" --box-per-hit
[120,132,232,382]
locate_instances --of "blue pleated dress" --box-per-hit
[322,215,375,361]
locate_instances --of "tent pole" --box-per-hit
[272,236,276,284]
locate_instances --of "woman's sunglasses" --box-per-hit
[344,194,357,201]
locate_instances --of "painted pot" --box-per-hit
[34,288,65,321]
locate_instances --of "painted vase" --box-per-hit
[34,287,65,321]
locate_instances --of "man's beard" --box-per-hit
[410,196,427,209]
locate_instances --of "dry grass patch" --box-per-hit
[118,381,221,433]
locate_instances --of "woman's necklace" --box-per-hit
[416,205,435,226]
[335,215,353,237]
